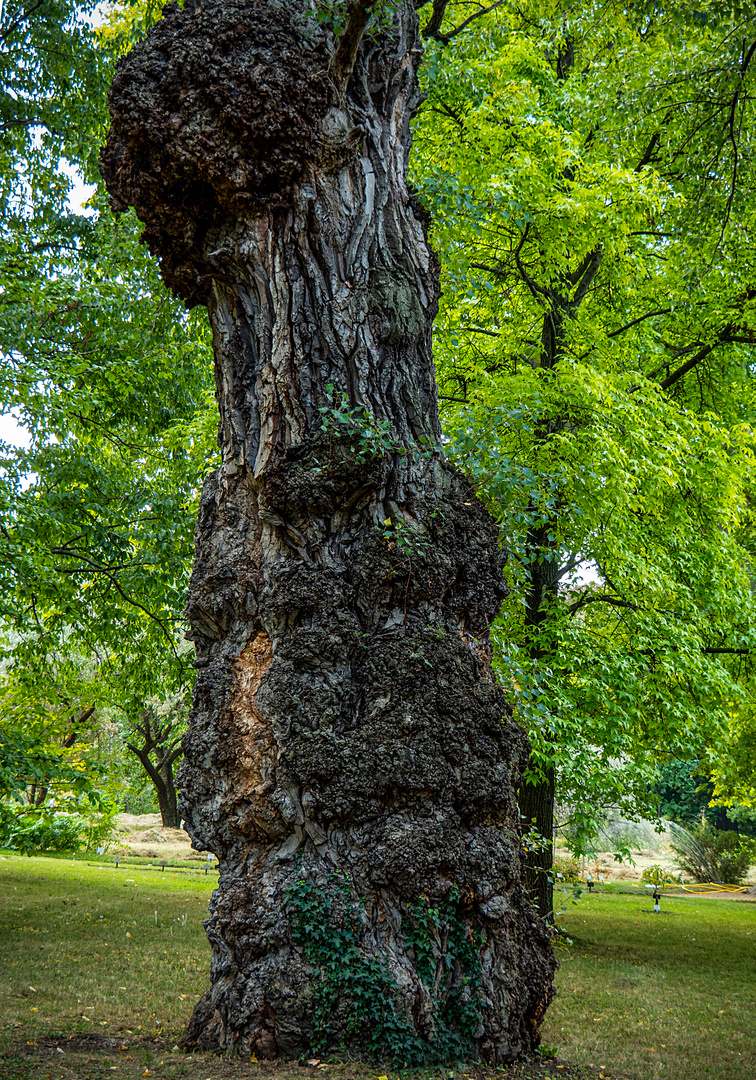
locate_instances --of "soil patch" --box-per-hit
[5,1035,621,1080]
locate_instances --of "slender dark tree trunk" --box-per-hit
[125,741,181,829]
[514,32,600,920]
[125,711,182,828]
[156,769,179,830]
[519,760,556,919]
[102,0,554,1062]
[519,540,559,921]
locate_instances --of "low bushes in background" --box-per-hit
[669,820,756,885]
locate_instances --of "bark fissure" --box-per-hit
[102,0,553,1062]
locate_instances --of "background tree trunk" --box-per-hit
[519,543,559,921]
[519,762,556,920]
[125,710,182,829]
[102,0,554,1062]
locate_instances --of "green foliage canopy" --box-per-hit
[0,0,216,826]
[411,0,756,847]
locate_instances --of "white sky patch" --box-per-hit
[564,560,602,588]
[0,410,31,449]
[60,159,97,217]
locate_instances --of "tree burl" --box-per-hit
[101,0,554,1063]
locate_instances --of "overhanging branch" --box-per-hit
[425,0,507,43]
[332,0,375,88]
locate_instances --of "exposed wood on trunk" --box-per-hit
[101,0,554,1062]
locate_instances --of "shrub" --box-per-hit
[553,855,581,883]
[0,799,119,855]
[669,821,756,885]
[641,864,673,886]
[0,811,83,854]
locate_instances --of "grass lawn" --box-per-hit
[0,856,753,1080]
[544,886,756,1079]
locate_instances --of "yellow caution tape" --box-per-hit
[681,882,750,894]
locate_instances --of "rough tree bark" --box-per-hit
[101,0,554,1062]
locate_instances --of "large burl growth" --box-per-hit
[102,0,554,1063]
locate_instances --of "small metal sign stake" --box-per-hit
[644,883,663,912]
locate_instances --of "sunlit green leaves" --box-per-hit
[411,0,756,845]
[0,1,216,803]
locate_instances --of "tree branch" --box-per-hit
[125,742,163,788]
[606,307,672,339]
[446,325,501,338]
[571,248,602,307]
[0,0,46,45]
[46,550,180,656]
[425,0,507,43]
[658,341,718,391]
[332,0,375,88]
[61,706,96,748]
[702,646,751,655]
[634,132,660,172]
[513,222,547,300]
[162,743,184,769]
[713,37,756,256]
[422,0,448,38]
[567,593,637,616]
[470,262,507,278]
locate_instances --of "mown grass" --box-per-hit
[0,857,754,1080]
[543,886,756,1079]
[0,854,214,1039]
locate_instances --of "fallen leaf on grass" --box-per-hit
[30,1007,38,1012]
[26,1041,37,1046]
[126,932,132,938]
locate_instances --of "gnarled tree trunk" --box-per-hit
[101,0,554,1063]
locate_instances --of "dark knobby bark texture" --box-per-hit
[101,0,554,1063]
